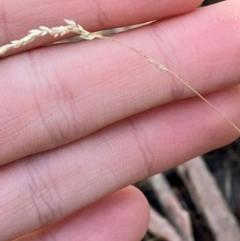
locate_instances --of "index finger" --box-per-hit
[0,0,203,55]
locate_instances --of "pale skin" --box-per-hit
[0,0,240,240]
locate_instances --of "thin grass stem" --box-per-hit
[0,20,239,134]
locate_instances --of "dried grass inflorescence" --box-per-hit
[0,20,239,133]
[0,20,102,55]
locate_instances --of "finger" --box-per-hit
[1,86,240,240]
[14,186,149,241]
[1,0,240,164]
[0,0,202,55]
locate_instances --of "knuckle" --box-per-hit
[127,118,156,176]
[25,159,64,226]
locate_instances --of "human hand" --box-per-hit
[1,0,240,240]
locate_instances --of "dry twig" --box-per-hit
[149,174,194,241]
[177,156,240,241]
[149,206,183,241]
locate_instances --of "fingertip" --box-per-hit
[15,186,150,241]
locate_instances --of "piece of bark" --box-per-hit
[177,156,240,241]
[149,174,194,241]
[149,207,183,241]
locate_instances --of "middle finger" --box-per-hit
[1,86,240,240]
